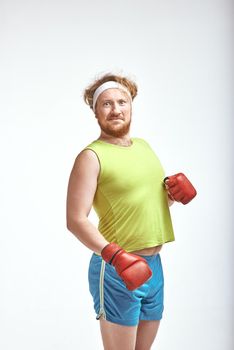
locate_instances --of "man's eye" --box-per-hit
[119,100,126,105]
[103,102,110,106]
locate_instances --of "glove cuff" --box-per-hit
[101,243,122,264]
[163,176,170,184]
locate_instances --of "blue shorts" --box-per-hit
[88,253,164,326]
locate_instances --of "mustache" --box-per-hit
[108,114,124,120]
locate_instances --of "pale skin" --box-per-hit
[66,88,173,350]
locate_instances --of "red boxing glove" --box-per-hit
[164,172,197,205]
[101,243,152,291]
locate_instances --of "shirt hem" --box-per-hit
[122,238,175,253]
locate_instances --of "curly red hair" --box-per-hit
[83,73,138,109]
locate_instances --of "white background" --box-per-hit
[0,0,233,349]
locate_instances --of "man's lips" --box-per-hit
[108,116,124,121]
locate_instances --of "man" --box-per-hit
[66,73,196,350]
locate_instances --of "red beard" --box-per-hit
[97,118,131,138]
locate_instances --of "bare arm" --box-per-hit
[164,179,175,207]
[66,149,108,254]
[168,196,174,207]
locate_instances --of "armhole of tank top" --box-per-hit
[83,147,102,184]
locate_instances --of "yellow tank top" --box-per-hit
[84,137,175,252]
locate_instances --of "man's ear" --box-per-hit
[91,105,97,118]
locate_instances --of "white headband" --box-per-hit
[92,81,131,110]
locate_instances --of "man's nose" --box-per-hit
[112,102,121,113]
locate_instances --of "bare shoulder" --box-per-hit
[72,148,100,177]
[67,149,100,222]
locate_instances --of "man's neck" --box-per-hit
[98,134,132,147]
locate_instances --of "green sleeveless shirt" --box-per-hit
[84,137,175,252]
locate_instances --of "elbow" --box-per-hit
[66,215,86,233]
[66,220,73,232]
[66,215,76,233]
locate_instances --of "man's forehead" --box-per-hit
[99,88,129,100]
